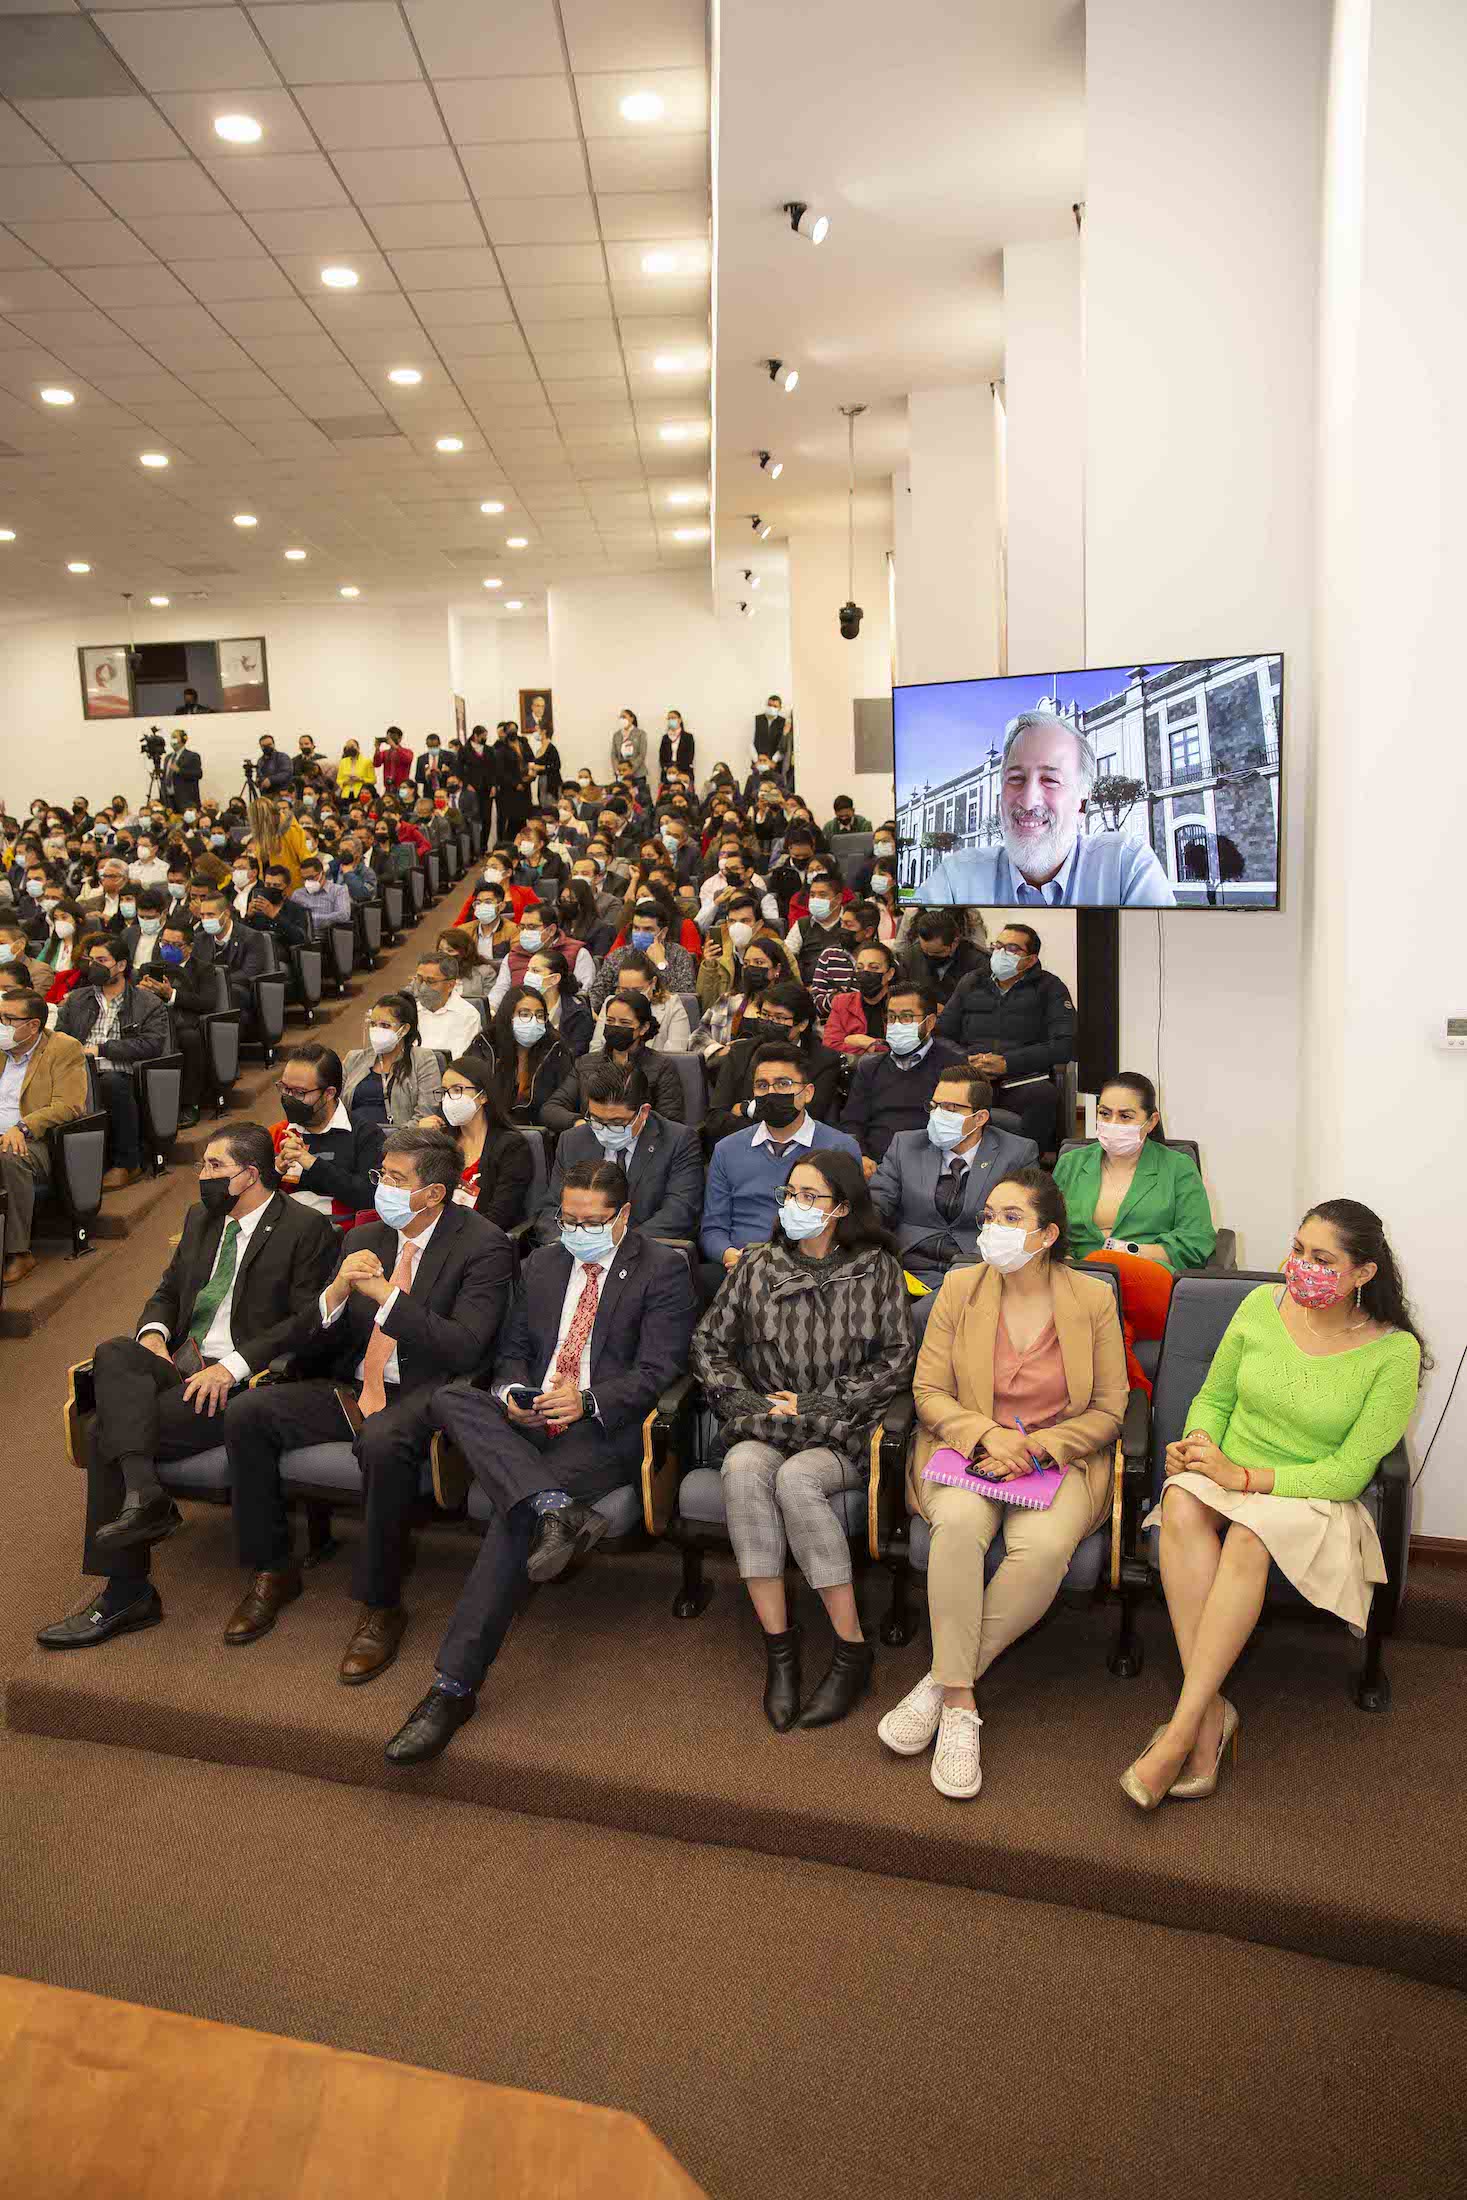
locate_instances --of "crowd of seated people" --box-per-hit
[12,717,1429,1797]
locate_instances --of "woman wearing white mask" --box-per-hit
[609,706,646,779]
[488,982,572,1128]
[878,1165,1126,1799]
[423,1054,533,1232]
[341,990,443,1132]
[34,897,85,1007]
[659,709,694,778]
[525,947,592,1054]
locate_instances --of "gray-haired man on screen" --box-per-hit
[914,710,1176,908]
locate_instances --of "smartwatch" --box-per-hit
[580,1389,596,1421]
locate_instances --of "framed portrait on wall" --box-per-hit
[218,636,270,713]
[519,687,552,740]
[78,645,133,719]
[454,693,466,741]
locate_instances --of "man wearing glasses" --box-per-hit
[838,980,964,1177]
[699,1039,861,1289]
[272,1041,382,1223]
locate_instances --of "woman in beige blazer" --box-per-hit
[878,1166,1127,1798]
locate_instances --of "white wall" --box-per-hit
[786,509,893,826]
[897,385,1001,683]
[546,569,790,789]
[1003,237,1086,677]
[448,609,551,735]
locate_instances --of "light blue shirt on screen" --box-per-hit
[914,830,1176,907]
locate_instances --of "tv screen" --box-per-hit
[892,655,1283,909]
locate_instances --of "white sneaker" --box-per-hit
[877,1670,945,1757]
[931,1705,983,1799]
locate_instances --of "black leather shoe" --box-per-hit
[93,1492,184,1551]
[796,1636,875,1729]
[525,1500,609,1584]
[762,1625,802,1732]
[36,1589,163,1650]
[385,1686,477,1765]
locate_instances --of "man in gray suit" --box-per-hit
[869,1068,1037,1322]
[533,1058,703,1248]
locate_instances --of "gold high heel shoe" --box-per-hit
[1170,1701,1240,1801]
[1119,1729,1180,1812]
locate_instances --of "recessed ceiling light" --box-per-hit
[655,353,708,375]
[505,599,524,610]
[149,594,170,607]
[284,547,307,561]
[340,585,360,598]
[388,366,422,386]
[506,535,528,548]
[479,500,505,515]
[620,91,665,122]
[320,265,358,289]
[641,251,678,276]
[482,577,502,589]
[0,529,15,542]
[435,435,464,453]
[139,451,168,468]
[40,386,74,406]
[214,113,263,145]
[660,423,707,442]
[673,526,709,542]
[67,560,90,574]
[666,490,704,507]
[233,512,257,527]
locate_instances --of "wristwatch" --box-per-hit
[580,1389,597,1421]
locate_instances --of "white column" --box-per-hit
[1084,0,1329,1264]
[1307,0,1467,1530]
[786,498,893,826]
[1003,236,1084,674]
[896,385,999,684]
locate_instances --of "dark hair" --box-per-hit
[833,793,853,809]
[161,911,195,941]
[534,946,579,1000]
[763,979,815,1036]
[934,1068,993,1113]
[417,944,458,980]
[619,708,640,727]
[214,1119,279,1188]
[888,977,940,1017]
[4,989,45,1024]
[1299,1199,1431,1372]
[1098,1070,1165,1141]
[442,1052,513,1133]
[751,1036,806,1080]
[369,989,421,1063]
[613,946,666,998]
[382,1124,460,1193]
[555,878,595,936]
[491,987,554,1111]
[79,929,117,964]
[786,822,815,847]
[846,899,881,935]
[438,925,475,961]
[987,1164,1069,1264]
[915,909,960,943]
[790,1146,896,1256]
[855,940,897,973]
[1001,921,1041,957]
[585,1058,650,1111]
[604,987,654,1034]
[287,1040,343,1096]
[561,1157,629,1208]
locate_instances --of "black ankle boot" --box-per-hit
[796,1635,875,1729]
[762,1625,802,1732]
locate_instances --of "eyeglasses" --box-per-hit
[277,1081,324,1100]
[752,1078,802,1095]
[777,1185,836,1209]
[886,1011,925,1025]
[368,1170,416,1189]
[548,1207,616,1228]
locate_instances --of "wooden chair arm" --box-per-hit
[63,1358,96,1470]
[431,1429,470,1512]
[642,1373,697,1537]
[1110,1437,1125,1590]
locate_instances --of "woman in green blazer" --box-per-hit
[1053,1072,1217,1272]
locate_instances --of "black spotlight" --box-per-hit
[838,601,863,640]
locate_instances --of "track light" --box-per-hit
[765,359,799,393]
[782,201,829,246]
[757,450,783,479]
[759,521,772,540]
[742,569,761,589]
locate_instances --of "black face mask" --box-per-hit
[84,960,115,989]
[856,972,888,999]
[742,967,771,994]
[279,1092,320,1128]
[751,1092,800,1131]
[198,1172,241,1216]
[603,1024,638,1052]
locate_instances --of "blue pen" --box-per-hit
[1014,1418,1044,1474]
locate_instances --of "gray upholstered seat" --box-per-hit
[466,1478,643,1537]
[906,1513,1108,1594]
[158,1445,230,1494]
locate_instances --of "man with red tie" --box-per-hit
[382,1159,697,1765]
[221,1126,514,1681]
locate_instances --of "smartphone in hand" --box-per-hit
[503,1384,540,1413]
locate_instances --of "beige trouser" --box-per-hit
[923,1469,1107,1687]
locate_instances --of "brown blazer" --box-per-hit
[16,1026,88,1138]
[908,1261,1127,1521]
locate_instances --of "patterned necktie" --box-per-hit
[358,1236,421,1417]
[187,1219,240,1350]
[548,1263,602,1434]
[934,1160,966,1225]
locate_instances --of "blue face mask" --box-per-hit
[561,1219,617,1264]
[779,1199,831,1242]
[590,1119,636,1154]
[512,1014,546,1049]
[886,1022,924,1056]
[927,1107,968,1150]
[989,948,1022,981]
[159,942,185,966]
[374,1182,418,1231]
[201,916,222,935]
[630,926,656,951]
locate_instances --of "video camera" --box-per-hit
[241,757,257,786]
[139,726,166,763]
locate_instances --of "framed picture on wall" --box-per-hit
[453,693,466,741]
[218,636,270,713]
[519,687,552,740]
[78,644,133,719]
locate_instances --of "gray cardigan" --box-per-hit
[340,1043,443,1127]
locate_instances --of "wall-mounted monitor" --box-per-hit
[892,655,1283,909]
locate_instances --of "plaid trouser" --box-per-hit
[721,1440,857,1591]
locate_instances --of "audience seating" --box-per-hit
[202,1009,242,1115]
[407,868,426,922]
[322,922,355,997]
[380,880,405,944]
[353,900,383,970]
[247,973,287,1068]
[675,991,702,1035]
[664,1052,706,1127]
[136,1052,185,1176]
[1056,1136,1238,1275]
[288,943,323,1024]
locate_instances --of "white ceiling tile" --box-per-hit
[604,236,707,281]
[77,158,231,217]
[533,347,624,378]
[610,273,708,317]
[403,0,561,76]
[211,297,320,339]
[313,290,420,333]
[385,244,499,290]
[155,88,315,159]
[211,392,303,418]
[0,164,105,221]
[436,323,527,359]
[8,218,159,265]
[38,339,154,376]
[294,81,446,151]
[560,0,704,73]
[366,200,481,250]
[460,141,585,199]
[177,366,279,398]
[0,103,61,165]
[206,153,348,211]
[451,360,540,388]
[596,190,706,242]
[412,288,516,330]
[0,266,84,310]
[90,371,197,405]
[246,1,421,84]
[510,287,612,325]
[331,147,467,207]
[0,232,44,271]
[69,262,195,310]
[130,210,264,258]
[170,255,294,301]
[230,327,340,366]
[274,248,397,294]
[94,8,282,93]
[18,95,181,163]
[496,243,605,286]
[585,134,705,194]
[552,400,632,428]
[330,324,430,365]
[479,195,598,246]
[436,77,576,146]
[247,206,376,255]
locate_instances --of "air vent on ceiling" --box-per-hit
[173,563,238,579]
[0,15,134,99]
[314,415,402,440]
[0,442,22,458]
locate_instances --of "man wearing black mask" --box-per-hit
[255,734,293,795]
[898,907,989,1003]
[247,877,309,952]
[703,979,842,1148]
[58,930,169,1186]
[699,1039,861,1287]
[136,913,214,1128]
[274,1042,383,1221]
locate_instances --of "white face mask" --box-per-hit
[367,1024,399,1055]
[728,920,754,951]
[871,874,893,897]
[55,920,75,940]
[442,1090,480,1128]
[232,870,251,888]
[474,900,498,925]
[978,1222,1042,1274]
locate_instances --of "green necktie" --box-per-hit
[188,1219,241,1350]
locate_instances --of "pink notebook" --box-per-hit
[921,1444,1067,1512]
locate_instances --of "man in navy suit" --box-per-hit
[868,1068,1038,1326]
[386,1159,698,1764]
[532,1059,703,1246]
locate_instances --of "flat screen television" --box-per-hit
[892,656,1283,909]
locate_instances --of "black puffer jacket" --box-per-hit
[935,964,1076,1080]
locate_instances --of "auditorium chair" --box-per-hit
[664,1051,707,1128]
[676,991,703,1036]
[380,880,406,945]
[407,868,426,923]
[1116,1271,1410,1710]
[33,1062,108,1257]
[202,1007,242,1115]
[135,1050,184,1175]
[322,921,354,998]
[353,898,383,971]
[243,972,287,1068]
[868,1263,1149,1664]
[288,942,323,1024]
[425,850,443,900]
[829,831,874,886]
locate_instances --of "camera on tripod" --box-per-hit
[241,757,257,786]
[139,726,166,764]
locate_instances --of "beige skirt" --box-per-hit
[1143,1472,1387,1636]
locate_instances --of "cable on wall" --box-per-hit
[1412,1341,1466,1490]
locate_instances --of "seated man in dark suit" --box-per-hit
[386,1160,699,1764]
[868,1069,1038,1301]
[273,1040,383,1222]
[838,979,963,1175]
[195,886,270,1013]
[247,874,309,955]
[134,911,215,1128]
[222,1127,514,1682]
[35,1126,339,1649]
[897,907,989,1004]
[534,1058,703,1246]
[57,930,170,1189]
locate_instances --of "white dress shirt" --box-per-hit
[415,985,483,1057]
[750,1112,816,1152]
[540,1253,607,1391]
[319,1209,442,1388]
[137,1195,271,1384]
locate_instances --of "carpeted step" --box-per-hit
[1398,1558,1467,1651]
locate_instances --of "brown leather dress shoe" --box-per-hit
[338,1605,407,1685]
[3,1251,37,1287]
[223,1567,302,1645]
[102,1165,143,1191]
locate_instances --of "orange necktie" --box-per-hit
[358,1237,420,1417]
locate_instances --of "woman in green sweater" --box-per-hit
[1121,1199,1427,1811]
[1054,1072,1217,1271]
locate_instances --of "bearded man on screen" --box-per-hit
[914,710,1176,908]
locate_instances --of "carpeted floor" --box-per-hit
[4,912,1467,2200]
